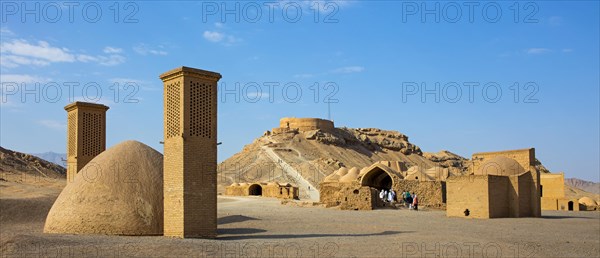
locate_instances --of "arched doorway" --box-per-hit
[361,167,393,190]
[568,201,574,211]
[249,184,262,196]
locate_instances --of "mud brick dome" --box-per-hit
[474,156,526,176]
[44,141,163,235]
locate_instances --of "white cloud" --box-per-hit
[203,31,225,42]
[562,48,573,53]
[38,120,66,130]
[76,54,96,62]
[103,46,123,54]
[0,40,75,62]
[331,66,365,74]
[0,39,126,67]
[0,55,50,68]
[133,44,168,56]
[526,48,551,55]
[203,22,242,46]
[0,27,15,37]
[98,55,125,66]
[76,54,125,66]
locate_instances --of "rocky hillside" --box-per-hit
[1,146,65,182]
[565,178,600,194]
[217,122,598,202]
[217,126,468,199]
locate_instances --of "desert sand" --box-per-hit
[1,187,599,257]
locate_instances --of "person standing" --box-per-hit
[412,193,419,211]
[400,191,405,204]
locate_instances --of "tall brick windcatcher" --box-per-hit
[64,102,109,184]
[160,66,221,238]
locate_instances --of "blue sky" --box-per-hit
[1,1,598,181]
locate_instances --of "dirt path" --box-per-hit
[261,146,320,201]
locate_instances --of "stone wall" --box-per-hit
[319,182,377,210]
[225,183,299,200]
[321,179,446,210]
[393,180,446,208]
[319,182,344,207]
[339,186,377,210]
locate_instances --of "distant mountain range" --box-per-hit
[31,152,66,168]
[565,178,600,194]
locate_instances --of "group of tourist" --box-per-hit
[378,189,396,203]
[378,189,419,210]
[401,190,419,211]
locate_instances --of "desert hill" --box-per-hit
[1,146,65,179]
[0,146,65,199]
[217,127,468,199]
[565,178,600,194]
[217,123,598,203]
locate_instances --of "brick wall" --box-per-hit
[447,175,491,218]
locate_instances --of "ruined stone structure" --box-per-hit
[272,117,334,134]
[44,141,164,235]
[225,182,299,199]
[64,102,109,184]
[447,149,541,219]
[320,161,450,210]
[540,172,580,211]
[160,66,221,238]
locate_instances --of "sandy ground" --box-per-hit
[1,189,599,258]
